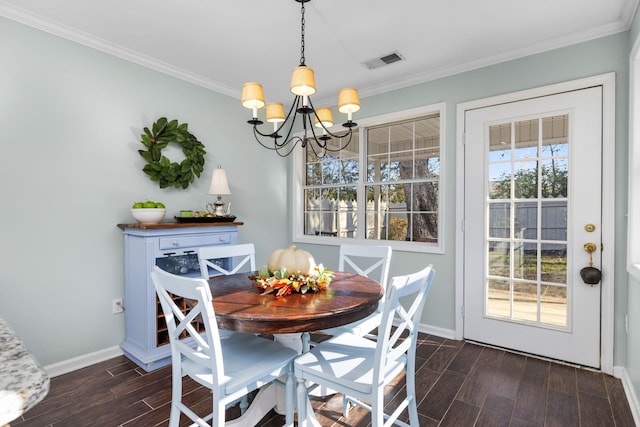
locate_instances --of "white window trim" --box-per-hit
[292,103,446,253]
[629,37,640,282]
[456,72,616,374]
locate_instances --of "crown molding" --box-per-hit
[1,1,635,104]
[352,20,631,103]
[0,2,239,98]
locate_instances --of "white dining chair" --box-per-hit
[319,244,392,339]
[197,243,256,278]
[197,242,258,414]
[151,266,297,427]
[294,265,435,427]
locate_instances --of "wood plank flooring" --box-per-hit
[12,333,636,426]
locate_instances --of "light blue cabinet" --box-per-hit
[118,223,242,371]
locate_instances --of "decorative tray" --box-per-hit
[174,215,237,223]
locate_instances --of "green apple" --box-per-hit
[132,202,144,209]
[143,201,156,208]
[156,202,165,208]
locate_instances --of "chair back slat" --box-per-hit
[374,265,435,383]
[197,243,256,278]
[151,266,226,389]
[338,244,392,289]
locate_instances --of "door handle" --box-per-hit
[580,242,601,285]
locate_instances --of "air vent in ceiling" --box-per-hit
[362,51,405,70]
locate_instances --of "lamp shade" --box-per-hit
[266,103,286,123]
[314,107,334,128]
[338,87,361,114]
[241,82,266,110]
[208,166,231,195]
[290,66,316,96]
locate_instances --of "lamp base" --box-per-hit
[206,197,230,217]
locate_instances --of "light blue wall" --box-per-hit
[0,17,289,365]
[0,13,634,385]
[297,32,631,367]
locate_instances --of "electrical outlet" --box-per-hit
[112,298,124,314]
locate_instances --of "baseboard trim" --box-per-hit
[418,323,456,340]
[44,346,123,378]
[613,365,640,426]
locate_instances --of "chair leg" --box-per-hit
[406,367,419,426]
[371,388,385,427]
[296,376,308,427]
[285,368,295,427]
[212,396,225,427]
[169,368,182,427]
[342,394,351,417]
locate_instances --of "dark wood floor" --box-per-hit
[12,333,636,426]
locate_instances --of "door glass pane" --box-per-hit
[541,243,567,284]
[541,201,567,240]
[488,242,510,277]
[489,164,511,199]
[514,119,539,160]
[513,242,537,281]
[541,159,568,198]
[487,279,510,318]
[514,201,537,239]
[489,123,512,160]
[540,285,568,326]
[513,282,538,322]
[489,202,510,238]
[514,161,538,198]
[484,115,569,329]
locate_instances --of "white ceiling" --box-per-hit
[1,0,637,107]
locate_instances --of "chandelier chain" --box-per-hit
[300,1,306,65]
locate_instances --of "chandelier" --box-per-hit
[241,0,360,157]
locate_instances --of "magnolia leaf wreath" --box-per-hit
[138,117,206,189]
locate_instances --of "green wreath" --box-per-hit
[138,117,206,189]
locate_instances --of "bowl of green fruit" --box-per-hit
[131,201,166,224]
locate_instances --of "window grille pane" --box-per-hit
[301,111,441,247]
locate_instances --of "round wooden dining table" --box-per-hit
[208,271,384,334]
[206,271,384,427]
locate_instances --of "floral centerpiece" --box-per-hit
[251,245,332,297]
[251,265,334,297]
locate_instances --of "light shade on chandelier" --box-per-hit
[241,0,360,157]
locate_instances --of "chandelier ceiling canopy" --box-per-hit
[241,0,360,157]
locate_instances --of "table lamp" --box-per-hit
[207,165,231,216]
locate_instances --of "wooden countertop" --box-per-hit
[117,221,244,230]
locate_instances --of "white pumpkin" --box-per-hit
[268,245,316,275]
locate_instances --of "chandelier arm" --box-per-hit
[252,129,302,158]
[253,95,301,141]
[307,97,357,139]
[321,131,354,152]
[276,136,304,157]
[274,96,302,140]
[252,128,284,151]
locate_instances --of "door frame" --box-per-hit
[455,73,616,374]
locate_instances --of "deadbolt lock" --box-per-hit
[584,224,596,232]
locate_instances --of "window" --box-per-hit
[292,104,444,253]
